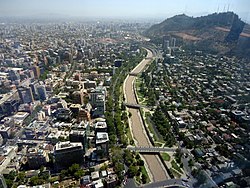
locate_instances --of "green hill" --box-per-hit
[145,12,250,58]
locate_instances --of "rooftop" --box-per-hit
[54,141,82,151]
[96,132,109,144]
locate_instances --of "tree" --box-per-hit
[69,164,80,176]
[128,165,138,177]
[40,166,45,173]
[188,159,194,167]
[74,169,85,179]
[3,171,16,188]
[5,178,14,188]
[16,172,25,183]
[59,170,68,180]
[141,173,147,184]
[30,176,45,186]
[137,159,144,166]
[175,148,183,163]
[128,112,132,118]
[100,164,108,171]
[124,150,134,166]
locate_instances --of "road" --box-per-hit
[124,49,169,182]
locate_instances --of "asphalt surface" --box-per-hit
[124,49,169,182]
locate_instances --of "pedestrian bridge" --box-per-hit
[129,72,139,76]
[145,57,153,60]
[124,102,151,109]
[127,146,176,153]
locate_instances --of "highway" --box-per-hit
[124,48,169,182]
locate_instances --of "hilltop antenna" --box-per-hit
[223,5,226,12]
[227,4,230,12]
[217,5,219,13]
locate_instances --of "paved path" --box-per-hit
[124,49,169,182]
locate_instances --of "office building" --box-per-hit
[3,99,19,115]
[32,65,40,79]
[32,65,41,79]
[90,87,106,117]
[83,80,96,89]
[171,37,176,48]
[8,69,20,81]
[114,59,124,67]
[78,108,91,122]
[18,86,34,104]
[30,81,39,100]
[92,94,105,117]
[37,85,47,101]
[54,141,84,170]
[96,132,109,160]
[0,126,11,139]
[72,91,84,105]
[27,147,49,169]
[69,130,87,151]
[95,121,107,133]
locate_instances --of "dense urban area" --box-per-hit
[0,13,249,188]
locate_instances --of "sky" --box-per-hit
[0,0,249,22]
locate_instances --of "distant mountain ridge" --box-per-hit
[145,12,250,58]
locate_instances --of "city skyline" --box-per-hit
[0,0,250,22]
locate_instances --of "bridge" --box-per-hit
[145,57,154,60]
[123,102,151,109]
[127,146,177,153]
[129,72,139,76]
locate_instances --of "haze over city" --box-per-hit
[0,0,250,188]
[0,0,250,22]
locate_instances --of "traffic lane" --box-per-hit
[131,50,153,74]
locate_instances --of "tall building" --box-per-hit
[54,141,84,170]
[8,69,20,81]
[162,36,170,50]
[171,37,176,48]
[83,80,96,89]
[30,81,39,100]
[114,59,124,67]
[32,65,40,79]
[96,132,109,160]
[27,147,49,169]
[78,108,91,122]
[69,130,87,151]
[3,99,19,115]
[91,94,105,118]
[37,85,47,101]
[95,121,107,133]
[72,91,84,105]
[18,86,34,104]
[90,87,106,118]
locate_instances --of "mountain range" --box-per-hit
[145,12,250,58]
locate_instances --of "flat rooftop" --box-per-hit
[55,141,82,151]
[96,132,109,144]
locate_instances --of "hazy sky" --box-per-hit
[0,0,249,21]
